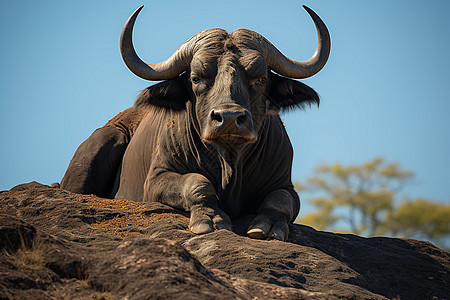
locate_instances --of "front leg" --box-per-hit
[144,172,232,234]
[247,189,299,241]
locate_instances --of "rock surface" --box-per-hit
[0,182,449,299]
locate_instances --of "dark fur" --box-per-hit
[135,73,190,111]
[267,72,320,112]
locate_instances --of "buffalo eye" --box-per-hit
[191,75,202,84]
[252,76,267,88]
[257,77,267,84]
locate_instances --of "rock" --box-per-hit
[0,182,449,299]
[88,237,324,300]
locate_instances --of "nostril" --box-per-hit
[236,113,247,128]
[211,110,223,125]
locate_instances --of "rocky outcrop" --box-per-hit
[1,182,448,299]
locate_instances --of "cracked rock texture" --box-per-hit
[1,182,449,299]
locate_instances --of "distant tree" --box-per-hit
[295,157,450,248]
[386,199,450,247]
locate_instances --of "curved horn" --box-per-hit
[120,6,193,81]
[263,5,331,79]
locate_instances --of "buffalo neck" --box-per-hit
[214,115,270,217]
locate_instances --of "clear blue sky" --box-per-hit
[1,1,449,217]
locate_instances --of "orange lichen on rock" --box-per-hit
[91,212,189,237]
[75,194,190,237]
[76,194,146,214]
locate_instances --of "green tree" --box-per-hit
[386,199,450,247]
[296,157,450,248]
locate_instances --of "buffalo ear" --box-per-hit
[134,72,189,111]
[267,72,320,114]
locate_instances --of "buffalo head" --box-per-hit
[120,5,330,152]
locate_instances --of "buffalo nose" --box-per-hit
[210,109,248,128]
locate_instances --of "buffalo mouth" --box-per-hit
[202,132,258,147]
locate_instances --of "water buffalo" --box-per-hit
[61,5,330,241]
